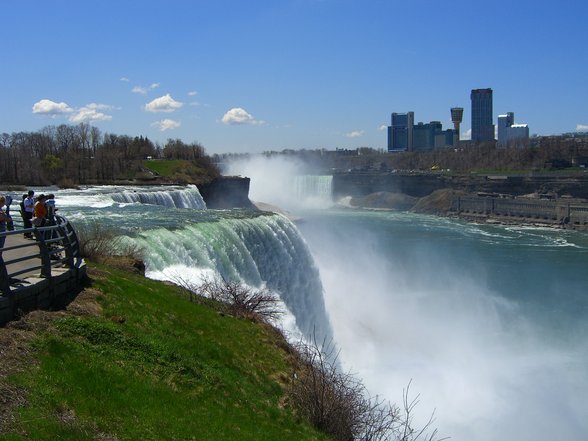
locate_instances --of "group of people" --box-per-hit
[0,190,58,241]
[20,190,58,238]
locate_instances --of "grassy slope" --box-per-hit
[0,264,326,441]
[142,159,219,183]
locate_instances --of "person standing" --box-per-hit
[33,194,47,228]
[23,190,35,238]
[0,195,12,257]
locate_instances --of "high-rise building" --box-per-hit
[471,88,494,142]
[387,112,414,152]
[497,112,529,148]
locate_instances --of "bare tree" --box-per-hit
[172,275,283,323]
[289,336,442,441]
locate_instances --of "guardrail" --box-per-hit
[0,215,86,325]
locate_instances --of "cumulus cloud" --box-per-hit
[378,124,388,131]
[576,124,588,131]
[188,90,198,96]
[132,82,161,95]
[151,119,181,131]
[120,77,130,82]
[144,94,183,113]
[221,107,263,125]
[32,99,74,116]
[462,128,472,140]
[69,104,113,123]
[345,130,364,138]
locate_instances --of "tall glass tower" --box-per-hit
[387,111,414,151]
[471,88,494,142]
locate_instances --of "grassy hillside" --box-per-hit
[0,263,327,441]
[142,159,220,184]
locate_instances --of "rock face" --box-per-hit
[198,176,255,209]
[349,192,417,210]
[333,172,588,199]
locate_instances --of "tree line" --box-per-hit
[0,123,216,186]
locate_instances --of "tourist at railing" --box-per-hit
[22,190,35,238]
[0,195,12,258]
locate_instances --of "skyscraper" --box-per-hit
[387,112,414,151]
[471,88,494,142]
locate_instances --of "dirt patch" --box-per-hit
[0,285,103,432]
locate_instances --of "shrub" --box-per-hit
[289,337,441,441]
[75,222,141,263]
[172,275,283,323]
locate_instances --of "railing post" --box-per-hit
[0,255,10,295]
[34,228,52,278]
[56,221,74,268]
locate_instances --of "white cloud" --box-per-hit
[576,124,588,131]
[32,99,74,116]
[132,86,148,95]
[189,101,201,107]
[221,107,263,125]
[120,77,130,82]
[151,119,181,131]
[378,124,388,131]
[144,94,183,113]
[132,82,160,95]
[188,90,198,96]
[462,128,472,140]
[69,105,113,124]
[345,130,364,138]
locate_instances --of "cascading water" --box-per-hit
[293,175,333,209]
[110,186,207,209]
[122,213,331,342]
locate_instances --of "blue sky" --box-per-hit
[1,0,587,154]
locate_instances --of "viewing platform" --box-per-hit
[0,217,86,326]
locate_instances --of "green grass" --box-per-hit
[142,159,218,183]
[2,264,326,441]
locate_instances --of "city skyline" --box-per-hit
[1,0,587,154]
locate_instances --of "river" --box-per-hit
[5,176,588,441]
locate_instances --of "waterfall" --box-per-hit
[128,213,331,341]
[111,186,207,209]
[293,175,333,208]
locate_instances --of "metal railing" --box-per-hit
[0,215,84,296]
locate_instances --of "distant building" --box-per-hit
[450,107,464,142]
[497,112,529,148]
[413,121,457,151]
[471,88,495,142]
[387,112,414,152]
[387,111,457,152]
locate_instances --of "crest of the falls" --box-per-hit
[129,213,332,341]
[111,186,207,209]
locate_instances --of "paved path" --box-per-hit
[3,233,43,280]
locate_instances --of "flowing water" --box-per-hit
[4,179,588,440]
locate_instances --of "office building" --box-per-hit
[387,112,414,152]
[471,88,495,142]
[497,112,529,148]
[413,121,457,151]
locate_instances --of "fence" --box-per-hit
[0,215,86,326]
